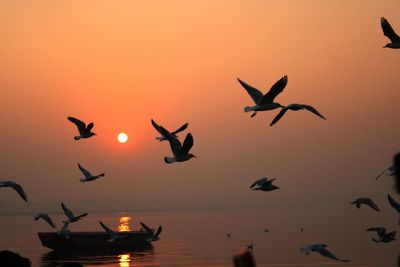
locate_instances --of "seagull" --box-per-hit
[57,222,70,239]
[388,194,400,225]
[300,244,350,262]
[99,221,127,242]
[34,213,56,228]
[381,17,400,49]
[376,165,395,180]
[61,202,88,224]
[67,116,96,140]
[0,181,28,202]
[250,177,280,192]
[162,130,197,164]
[78,163,105,182]
[237,76,288,118]
[151,119,189,142]
[350,197,380,212]
[367,227,397,243]
[246,243,254,251]
[269,104,326,126]
[140,222,162,242]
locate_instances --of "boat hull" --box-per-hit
[38,231,153,250]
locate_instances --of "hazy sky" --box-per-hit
[0,0,400,213]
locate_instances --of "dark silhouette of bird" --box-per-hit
[61,202,88,224]
[140,222,162,242]
[367,227,397,243]
[301,244,350,262]
[250,177,280,192]
[161,128,197,163]
[376,165,395,180]
[67,116,96,140]
[151,119,189,141]
[78,163,104,182]
[351,197,380,211]
[0,181,28,202]
[99,221,127,242]
[237,76,288,118]
[34,213,56,228]
[381,17,400,49]
[270,104,326,126]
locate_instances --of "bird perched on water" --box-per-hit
[381,17,400,49]
[61,202,88,224]
[57,222,70,239]
[67,116,96,140]
[300,244,350,262]
[78,163,105,182]
[151,119,189,142]
[250,177,280,192]
[161,128,197,163]
[350,197,380,212]
[140,222,162,242]
[0,181,28,202]
[269,103,326,126]
[367,227,397,243]
[376,165,395,180]
[237,76,288,118]
[34,213,56,228]
[99,221,127,242]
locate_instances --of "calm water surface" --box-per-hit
[0,208,398,267]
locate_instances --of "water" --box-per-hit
[0,208,398,267]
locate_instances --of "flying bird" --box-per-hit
[250,177,280,192]
[151,119,189,142]
[0,181,28,202]
[269,104,326,126]
[162,131,197,164]
[99,221,127,242]
[34,213,56,228]
[140,222,162,242]
[351,197,380,212]
[301,244,350,262]
[61,202,88,224]
[367,227,397,243]
[57,222,70,239]
[237,76,287,118]
[78,163,105,182]
[67,116,96,140]
[376,165,395,180]
[381,17,400,49]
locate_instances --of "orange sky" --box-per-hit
[0,0,399,213]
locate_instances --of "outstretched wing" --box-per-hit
[181,133,194,155]
[99,221,114,236]
[68,117,86,134]
[43,214,56,228]
[86,122,94,133]
[237,78,264,104]
[78,163,92,178]
[140,222,155,236]
[270,108,289,126]
[318,248,350,262]
[364,198,380,211]
[261,75,288,104]
[367,227,387,236]
[381,17,400,43]
[250,178,268,189]
[151,119,165,135]
[171,123,189,135]
[301,105,326,120]
[61,203,75,220]
[388,194,400,213]
[154,226,163,238]
[9,182,28,202]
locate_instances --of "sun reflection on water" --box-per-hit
[118,216,131,232]
[118,253,131,267]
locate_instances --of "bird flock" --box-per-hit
[0,16,400,264]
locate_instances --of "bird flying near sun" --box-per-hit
[118,133,128,143]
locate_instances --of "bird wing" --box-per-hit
[270,108,289,126]
[86,122,94,133]
[388,194,400,213]
[171,123,189,135]
[301,105,326,120]
[68,117,86,134]
[367,227,387,236]
[250,178,268,188]
[381,17,400,43]
[237,78,264,104]
[181,133,194,155]
[318,247,349,262]
[9,182,28,202]
[300,245,313,254]
[61,203,75,220]
[99,221,115,236]
[140,222,155,236]
[154,226,163,238]
[364,198,380,211]
[76,213,88,220]
[78,163,92,178]
[151,119,165,136]
[44,214,56,228]
[375,169,387,180]
[261,75,288,104]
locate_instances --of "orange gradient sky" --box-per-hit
[0,1,399,213]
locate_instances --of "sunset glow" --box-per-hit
[118,216,131,232]
[117,133,128,143]
[118,254,130,267]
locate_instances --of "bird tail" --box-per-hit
[164,157,176,164]
[80,179,87,182]
[34,216,39,221]
[99,173,105,177]
[74,136,81,140]
[244,106,256,113]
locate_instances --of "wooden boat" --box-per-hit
[38,231,153,250]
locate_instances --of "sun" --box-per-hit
[117,132,128,143]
